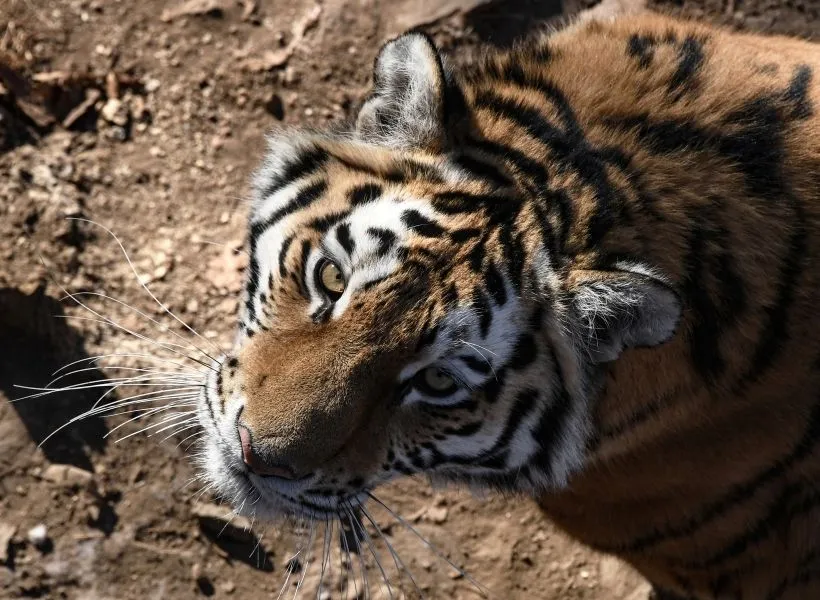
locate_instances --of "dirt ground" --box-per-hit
[1,0,819,598]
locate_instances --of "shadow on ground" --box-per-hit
[0,285,108,471]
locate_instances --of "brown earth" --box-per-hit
[0,0,818,598]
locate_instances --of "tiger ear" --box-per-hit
[568,265,681,364]
[355,32,448,151]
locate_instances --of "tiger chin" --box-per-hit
[196,10,820,600]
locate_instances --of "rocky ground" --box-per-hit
[1,0,818,598]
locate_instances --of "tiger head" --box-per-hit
[197,32,681,520]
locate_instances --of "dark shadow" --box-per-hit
[0,285,108,472]
[464,0,567,48]
[199,527,275,572]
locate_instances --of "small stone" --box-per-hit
[185,299,199,313]
[101,98,128,126]
[426,506,448,524]
[144,78,161,93]
[27,524,49,549]
[41,464,94,489]
[220,580,236,594]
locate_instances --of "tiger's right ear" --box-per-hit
[355,32,450,151]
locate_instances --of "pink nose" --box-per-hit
[238,425,297,479]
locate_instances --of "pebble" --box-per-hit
[27,524,49,549]
[426,506,448,524]
[144,78,161,93]
[41,464,94,490]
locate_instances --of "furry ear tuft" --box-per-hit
[569,264,681,364]
[355,32,448,151]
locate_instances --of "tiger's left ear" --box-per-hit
[355,32,449,151]
[568,265,682,364]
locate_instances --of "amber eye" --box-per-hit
[418,367,457,396]
[318,259,345,300]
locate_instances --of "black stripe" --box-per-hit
[473,89,619,248]
[250,180,328,242]
[599,384,688,441]
[245,180,327,319]
[668,36,705,99]
[450,228,482,243]
[742,206,807,386]
[509,334,537,371]
[472,289,492,338]
[278,235,295,277]
[460,355,492,375]
[366,227,397,257]
[484,261,507,306]
[297,240,312,299]
[606,398,820,555]
[348,183,383,206]
[677,485,820,570]
[627,34,655,69]
[257,147,328,201]
[308,211,348,233]
[531,347,572,480]
[336,223,355,256]
[401,210,445,238]
[782,64,813,120]
[452,152,515,189]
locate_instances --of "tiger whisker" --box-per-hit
[367,492,489,598]
[146,415,200,438]
[68,218,223,357]
[357,500,425,599]
[345,506,371,600]
[317,519,333,599]
[275,546,303,600]
[56,313,216,373]
[339,509,359,600]
[290,521,318,600]
[86,388,200,418]
[29,385,198,448]
[14,376,202,402]
[66,290,221,364]
[114,411,197,441]
[51,352,200,378]
[100,400,198,421]
[346,501,393,600]
[46,365,200,389]
[176,429,206,450]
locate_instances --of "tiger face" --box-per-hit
[196,32,681,521]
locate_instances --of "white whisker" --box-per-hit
[68,218,223,357]
[368,492,488,598]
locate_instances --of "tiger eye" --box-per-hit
[422,367,455,392]
[319,260,345,297]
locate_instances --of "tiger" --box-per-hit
[195,10,820,600]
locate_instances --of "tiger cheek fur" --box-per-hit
[194,11,820,600]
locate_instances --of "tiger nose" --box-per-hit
[237,425,298,480]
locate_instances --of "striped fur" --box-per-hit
[196,13,820,599]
